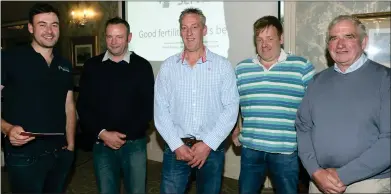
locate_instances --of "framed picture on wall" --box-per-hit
[70,36,98,69]
[353,12,391,68]
[75,44,93,67]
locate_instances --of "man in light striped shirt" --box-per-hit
[154,8,239,194]
[233,16,315,194]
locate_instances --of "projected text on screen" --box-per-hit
[126,1,229,61]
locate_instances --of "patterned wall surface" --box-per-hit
[295,1,391,72]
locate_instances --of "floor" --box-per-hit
[1,150,276,194]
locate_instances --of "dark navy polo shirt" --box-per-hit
[1,45,73,154]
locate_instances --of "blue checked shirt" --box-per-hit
[154,48,240,151]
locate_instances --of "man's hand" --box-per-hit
[99,131,126,150]
[7,125,35,146]
[232,126,241,147]
[174,145,194,162]
[312,169,346,194]
[188,142,211,169]
[62,144,75,151]
[326,168,345,188]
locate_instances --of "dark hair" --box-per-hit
[28,3,60,24]
[253,15,283,38]
[105,17,130,34]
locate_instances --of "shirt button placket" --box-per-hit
[191,68,197,133]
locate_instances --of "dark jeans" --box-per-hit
[93,137,147,194]
[239,147,299,194]
[160,143,225,194]
[5,148,75,193]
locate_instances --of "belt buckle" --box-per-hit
[184,136,196,146]
[185,139,193,146]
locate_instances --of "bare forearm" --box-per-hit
[65,107,76,146]
[235,112,242,131]
[65,91,76,147]
[1,118,13,135]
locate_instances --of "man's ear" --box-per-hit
[361,35,368,50]
[28,23,34,34]
[127,33,133,43]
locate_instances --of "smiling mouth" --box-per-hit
[43,36,54,40]
[336,51,349,54]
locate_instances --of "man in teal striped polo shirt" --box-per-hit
[232,16,315,194]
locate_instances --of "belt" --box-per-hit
[181,138,202,147]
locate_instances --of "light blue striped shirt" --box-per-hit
[236,49,315,154]
[154,48,240,151]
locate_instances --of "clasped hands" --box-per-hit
[175,142,211,169]
[313,168,347,194]
[99,130,127,150]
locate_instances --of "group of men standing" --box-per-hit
[1,3,389,194]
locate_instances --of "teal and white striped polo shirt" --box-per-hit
[235,49,315,154]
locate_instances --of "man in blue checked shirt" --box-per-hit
[154,7,239,194]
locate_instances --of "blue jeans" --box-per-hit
[160,143,225,194]
[93,137,147,194]
[239,147,299,194]
[5,148,75,193]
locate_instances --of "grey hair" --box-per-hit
[326,15,367,44]
[178,7,206,27]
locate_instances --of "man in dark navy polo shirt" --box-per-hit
[77,17,154,194]
[1,3,76,193]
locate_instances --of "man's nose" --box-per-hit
[187,29,193,36]
[45,26,53,33]
[336,38,345,48]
